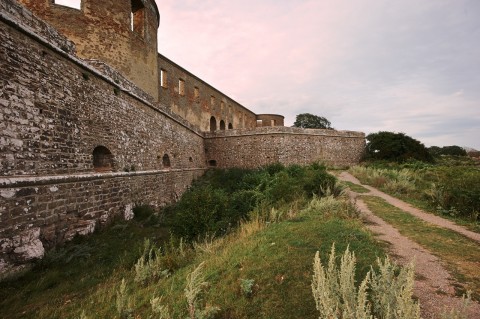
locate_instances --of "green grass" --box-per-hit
[349,159,480,232]
[343,181,370,194]
[361,195,480,300]
[0,165,387,319]
[0,207,385,319]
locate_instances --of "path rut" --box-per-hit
[338,171,480,318]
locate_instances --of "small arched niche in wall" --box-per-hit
[92,146,114,172]
[228,123,233,129]
[220,120,226,130]
[162,154,171,168]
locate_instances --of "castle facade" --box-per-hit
[0,0,364,274]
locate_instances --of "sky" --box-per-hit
[55,0,479,149]
[155,0,480,149]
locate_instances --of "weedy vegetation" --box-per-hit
[0,163,474,318]
[350,156,480,230]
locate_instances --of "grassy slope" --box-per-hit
[0,207,385,319]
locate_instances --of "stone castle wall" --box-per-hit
[0,1,206,273]
[0,0,366,275]
[158,54,258,132]
[205,127,365,168]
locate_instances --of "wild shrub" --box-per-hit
[311,244,371,318]
[116,279,133,319]
[133,240,170,285]
[184,262,220,319]
[370,257,420,318]
[312,244,420,319]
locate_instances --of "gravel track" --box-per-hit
[338,171,480,318]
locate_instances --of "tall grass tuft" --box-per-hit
[312,244,420,319]
[116,278,133,319]
[312,244,372,318]
[184,262,219,319]
[134,239,170,285]
[304,195,359,219]
[370,257,420,319]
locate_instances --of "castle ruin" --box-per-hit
[0,0,365,274]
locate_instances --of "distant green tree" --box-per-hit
[429,145,467,157]
[293,113,332,129]
[365,131,433,162]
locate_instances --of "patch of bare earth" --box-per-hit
[338,171,480,319]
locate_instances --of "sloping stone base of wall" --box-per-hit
[0,169,205,274]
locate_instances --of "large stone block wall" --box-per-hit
[0,5,206,273]
[204,127,365,168]
[158,54,257,132]
[17,0,160,100]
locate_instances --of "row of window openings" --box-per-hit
[210,117,233,132]
[161,71,236,111]
[53,1,145,36]
[93,146,193,172]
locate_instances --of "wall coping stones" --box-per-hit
[204,127,365,139]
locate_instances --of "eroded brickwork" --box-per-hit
[204,127,365,168]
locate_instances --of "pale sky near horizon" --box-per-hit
[155,0,480,150]
[56,0,480,149]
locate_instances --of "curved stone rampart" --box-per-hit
[205,127,365,168]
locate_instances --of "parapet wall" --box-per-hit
[205,127,365,168]
[0,3,206,273]
[158,54,257,132]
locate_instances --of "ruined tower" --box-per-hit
[17,0,160,100]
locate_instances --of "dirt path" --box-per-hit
[339,172,480,243]
[338,171,480,318]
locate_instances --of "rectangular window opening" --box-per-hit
[256,120,263,127]
[194,87,200,101]
[53,0,81,10]
[131,0,145,36]
[160,69,168,88]
[178,79,185,96]
[271,119,276,126]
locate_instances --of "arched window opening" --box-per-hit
[208,160,217,167]
[162,154,171,168]
[228,123,233,129]
[220,120,226,130]
[54,0,81,10]
[93,146,114,172]
[210,116,217,132]
[189,157,193,162]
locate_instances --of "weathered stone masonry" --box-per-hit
[0,0,365,274]
[205,127,365,169]
[0,0,205,273]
